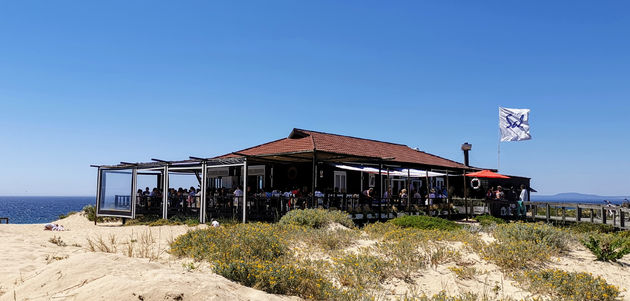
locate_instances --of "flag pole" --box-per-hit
[497,128,501,171]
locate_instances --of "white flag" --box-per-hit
[499,107,531,142]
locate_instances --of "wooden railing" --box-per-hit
[525,201,630,229]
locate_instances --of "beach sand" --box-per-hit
[1,214,629,300]
[0,214,295,301]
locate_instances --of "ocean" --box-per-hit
[0,196,95,224]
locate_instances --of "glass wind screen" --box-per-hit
[100,169,133,211]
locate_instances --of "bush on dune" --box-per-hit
[279,208,354,229]
[583,233,630,262]
[389,215,461,231]
[483,222,571,271]
[473,215,505,227]
[170,223,340,299]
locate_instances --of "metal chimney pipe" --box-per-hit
[461,143,472,166]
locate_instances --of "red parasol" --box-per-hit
[465,170,510,179]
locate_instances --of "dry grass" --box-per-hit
[85,229,164,261]
[48,236,67,247]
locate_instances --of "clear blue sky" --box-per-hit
[0,1,628,196]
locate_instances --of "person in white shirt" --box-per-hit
[233,186,243,206]
[518,184,528,216]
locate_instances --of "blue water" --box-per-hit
[0,196,95,224]
[534,199,626,205]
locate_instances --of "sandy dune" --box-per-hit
[0,214,294,301]
[1,214,629,300]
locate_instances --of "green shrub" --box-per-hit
[83,205,98,221]
[568,222,615,234]
[332,252,388,289]
[583,233,630,262]
[124,214,200,227]
[58,211,77,220]
[483,222,571,271]
[279,208,354,229]
[516,269,620,300]
[483,239,553,271]
[362,221,401,239]
[304,228,359,251]
[171,223,339,299]
[389,215,461,231]
[492,222,571,253]
[473,215,505,226]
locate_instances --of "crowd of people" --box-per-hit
[485,185,529,216]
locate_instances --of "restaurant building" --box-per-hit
[93,128,530,222]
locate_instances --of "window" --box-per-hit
[334,171,347,193]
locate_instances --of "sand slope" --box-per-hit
[0,214,294,301]
[1,214,630,300]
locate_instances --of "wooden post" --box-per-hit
[546,203,550,223]
[533,204,538,220]
[311,151,317,206]
[243,160,248,223]
[561,207,566,224]
[601,207,607,225]
[576,205,582,222]
[463,172,468,221]
[620,210,625,228]
[590,209,595,223]
[407,168,411,212]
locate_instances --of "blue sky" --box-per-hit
[0,1,628,196]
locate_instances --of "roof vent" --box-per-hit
[288,128,310,139]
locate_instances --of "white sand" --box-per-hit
[1,215,629,300]
[0,214,295,301]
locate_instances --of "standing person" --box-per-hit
[495,186,504,201]
[518,184,528,217]
[486,187,494,201]
[233,186,243,206]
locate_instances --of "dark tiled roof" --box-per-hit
[219,128,468,169]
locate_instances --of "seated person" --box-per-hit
[44,223,65,231]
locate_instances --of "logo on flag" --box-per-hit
[499,107,531,142]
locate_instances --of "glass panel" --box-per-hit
[136,171,162,215]
[100,169,133,212]
[167,172,201,218]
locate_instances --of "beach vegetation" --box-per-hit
[279,208,354,228]
[171,223,340,299]
[567,222,615,234]
[389,215,461,231]
[448,266,477,280]
[86,234,118,253]
[48,235,67,247]
[303,228,359,251]
[473,215,506,227]
[44,254,69,263]
[58,211,77,220]
[582,233,630,262]
[82,205,118,223]
[124,214,201,227]
[483,222,570,270]
[515,269,620,301]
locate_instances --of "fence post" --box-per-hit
[533,204,538,220]
[601,207,607,225]
[576,206,582,222]
[590,209,595,223]
[620,210,625,228]
[561,207,566,224]
[546,203,551,223]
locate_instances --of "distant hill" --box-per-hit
[532,192,628,202]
